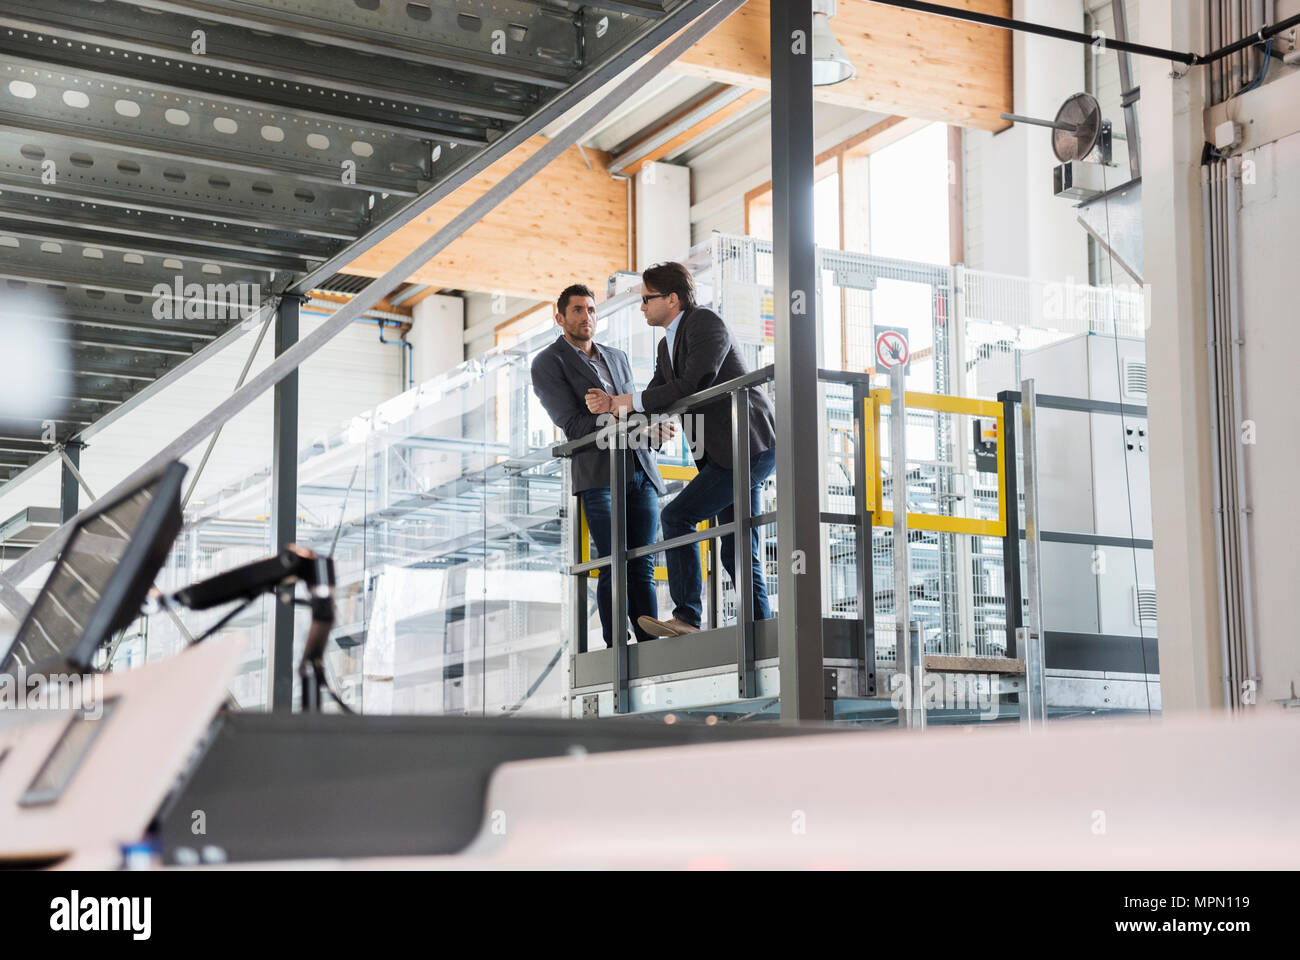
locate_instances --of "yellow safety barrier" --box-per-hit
[578,463,707,581]
[864,388,1007,538]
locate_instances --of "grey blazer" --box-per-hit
[639,306,776,469]
[531,335,667,496]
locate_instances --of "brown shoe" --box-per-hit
[637,615,701,638]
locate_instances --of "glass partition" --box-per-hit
[78,233,1152,719]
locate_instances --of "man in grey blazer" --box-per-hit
[585,262,777,638]
[531,284,673,648]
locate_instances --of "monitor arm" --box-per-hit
[167,546,342,713]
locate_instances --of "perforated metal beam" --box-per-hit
[0,214,314,275]
[0,7,528,128]
[123,0,582,86]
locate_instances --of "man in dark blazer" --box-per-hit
[585,262,776,638]
[531,283,673,648]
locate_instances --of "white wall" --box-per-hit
[462,292,539,359]
[1237,127,1300,705]
[962,0,1090,283]
[409,293,465,383]
[635,161,691,268]
[1142,1,1300,710]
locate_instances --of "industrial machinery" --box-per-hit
[1021,333,1159,710]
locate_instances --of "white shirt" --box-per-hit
[633,311,684,413]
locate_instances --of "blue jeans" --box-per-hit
[660,448,775,629]
[580,466,661,646]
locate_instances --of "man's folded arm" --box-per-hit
[531,356,602,441]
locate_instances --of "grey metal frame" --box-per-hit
[889,363,912,727]
[59,441,82,526]
[269,295,301,711]
[555,365,880,717]
[770,0,825,722]
[1018,377,1047,723]
[998,385,1158,680]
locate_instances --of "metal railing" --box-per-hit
[553,365,774,714]
[551,361,1139,723]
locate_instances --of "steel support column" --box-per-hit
[608,427,629,714]
[1110,0,1141,181]
[771,0,825,721]
[998,390,1023,657]
[731,390,755,698]
[59,440,82,525]
[852,380,875,692]
[269,295,302,711]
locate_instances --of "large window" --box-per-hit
[865,122,950,262]
[745,121,950,260]
[744,121,954,372]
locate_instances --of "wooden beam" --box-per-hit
[947,124,965,265]
[616,87,766,176]
[304,288,412,316]
[343,136,627,302]
[672,0,1012,131]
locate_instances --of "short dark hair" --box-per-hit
[557,283,595,315]
[641,261,696,311]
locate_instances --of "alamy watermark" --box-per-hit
[1042,275,1152,332]
[0,664,104,717]
[890,670,1000,719]
[151,276,262,326]
[595,412,704,461]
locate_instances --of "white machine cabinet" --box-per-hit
[1021,333,1160,711]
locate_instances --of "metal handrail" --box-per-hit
[569,522,738,575]
[553,361,779,713]
[550,364,775,460]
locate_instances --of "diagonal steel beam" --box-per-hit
[0,0,743,618]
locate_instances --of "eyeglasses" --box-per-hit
[641,293,669,305]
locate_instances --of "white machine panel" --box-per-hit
[0,636,244,869]
[1022,333,1156,648]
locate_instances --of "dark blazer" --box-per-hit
[531,335,667,496]
[639,306,776,469]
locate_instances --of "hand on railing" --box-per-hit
[554,364,775,459]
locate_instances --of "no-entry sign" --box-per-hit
[875,329,910,370]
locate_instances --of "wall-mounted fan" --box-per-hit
[1001,92,1113,166]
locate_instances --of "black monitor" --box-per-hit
[1,460,188,675]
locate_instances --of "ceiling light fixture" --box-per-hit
[812,0,856,87]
